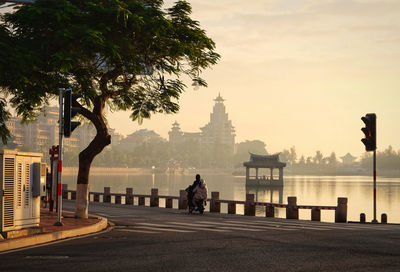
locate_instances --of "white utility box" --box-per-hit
[0,149,45,232]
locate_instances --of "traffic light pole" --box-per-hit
[54,88,64,226]
[372,150,377,223]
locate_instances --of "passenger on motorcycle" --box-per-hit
[192,178,208,214]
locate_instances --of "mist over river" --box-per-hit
[63,173,400,223]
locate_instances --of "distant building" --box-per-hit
[3,106,122,158]
[168,93,236,167]
[121,129,166,150]
[340,153,357,164]
[200,93,236,156]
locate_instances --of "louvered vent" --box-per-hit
[4,157,15,228]
[17,163,22,207]
[24,163,30,206]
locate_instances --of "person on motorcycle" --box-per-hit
[192,178,208,213]
[187,174,201,213]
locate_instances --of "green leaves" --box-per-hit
[0,98,11,145]
[0,0,219,141]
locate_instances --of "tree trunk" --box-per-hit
[75,99,111,218]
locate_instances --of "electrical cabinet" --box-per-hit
[0,149,43,232]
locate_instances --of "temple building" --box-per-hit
[200,94,236,156]
[168,93,236,168]
[340,153,357,165]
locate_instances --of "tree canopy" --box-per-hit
[0,0,219,217]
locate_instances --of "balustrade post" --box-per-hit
[210,192,220,213]
[228,201,236,214]
[286,197,298,219]
[62,184,68,199]
[245,194,255,216]
[335,197,347,223]
[381,213,387,224]
[115,195,122,204]
[94,194,100,202]
[311,208,321,221]
[266,205,274,218]
[179,190,187,210]
[126,188,133,205]
[71,191,76,200]
[360,213,366,223]
[150,188,159,207]
[138,196,145,206]
[166,198,173,208]
[104,187,111,203]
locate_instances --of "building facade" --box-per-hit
[2,106,123,160]
[168,94,236,168]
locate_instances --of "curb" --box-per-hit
[0,216,108,252]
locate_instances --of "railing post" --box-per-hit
[245,194,255,216]
[115,195,122,204]
[381,213,387,224]
[228,201,236,214]
[266,205,274,218]
[335,197,347,223]
[104,187,111,203]
[179,190,187,210]
[71,191,76,200]
[210,192,220,213]
[286,197,298,219]
[126,188,133,205]
[138,196,145,206]
[360,213,366,223]
[62,184,68,199]
[94,194,100,202]
[311,208,321,221]
[166,198,173,209]
[150,188,159,207]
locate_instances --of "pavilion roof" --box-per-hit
[243,153,286,168]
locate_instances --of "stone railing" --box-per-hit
[62,185,348,223]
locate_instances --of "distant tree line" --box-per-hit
[62,139,400,175]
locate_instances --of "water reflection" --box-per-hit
[246,184,283,204]
[63,173,400,223]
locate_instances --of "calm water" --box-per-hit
[63,173,400,223]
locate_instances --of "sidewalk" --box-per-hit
[0,209,108,253]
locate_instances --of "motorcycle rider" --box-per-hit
[192,178,208,213]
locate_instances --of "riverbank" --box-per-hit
[63,167,234,176]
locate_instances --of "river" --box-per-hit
[62,173,400,223]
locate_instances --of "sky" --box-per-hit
[107,0,400,158]
[3,0,400,159]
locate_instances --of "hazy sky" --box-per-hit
[108,0,400,158]
[3,1,400,158]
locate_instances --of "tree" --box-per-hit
[0,0,219,218]
[313,151,323,165]
[327,152,338,166]
[232,140,267,166]
[280,149,290,164]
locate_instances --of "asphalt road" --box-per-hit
[1,200,400,272]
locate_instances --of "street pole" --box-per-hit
[54,88,64,226]
[372,150,377,223]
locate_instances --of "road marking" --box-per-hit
[135,226,194,233]
[117,229,160,234]
[226,220,332,230]
[211,221,296,231]
[227,220,391,231]
[194,221,266,232]
[166,222,230,232]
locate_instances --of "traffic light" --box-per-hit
[63,89,81,137]
[361,113,376,152]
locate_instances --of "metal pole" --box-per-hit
[372,150,377,223]
[54,88,64,226]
